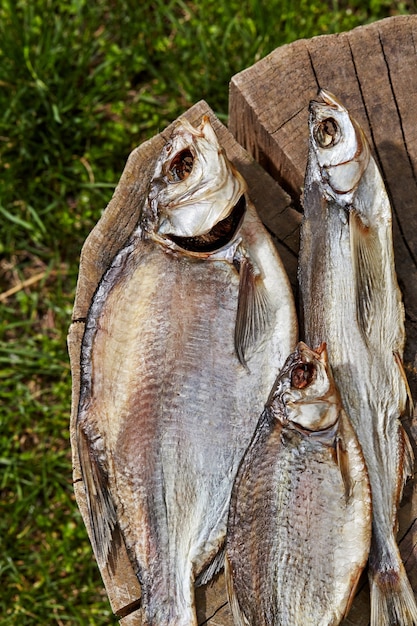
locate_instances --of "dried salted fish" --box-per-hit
[299,89,416,625]
[225,341,372,626]
[76,116,297,625]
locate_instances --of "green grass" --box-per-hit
[0,0,413,623]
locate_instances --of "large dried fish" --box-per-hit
[299,89,416,625]
[225,341,372,626]
[76,116,297,625]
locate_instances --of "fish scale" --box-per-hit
[77,116,297,625]
[299,90,416,626]
[95,246,257,621]
[225,342,371,626]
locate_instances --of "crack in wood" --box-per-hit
[260,220,298,256]
[346,37,377,163]
[281,225,301,246]
[399,518,417,549]
[377,28,417,270]
[348,30,417,271]
[116,598,142,619]
[269,105,306,135]
[400,530,417,566]
[378,29,417,182]
[306,42,320,91]
[198,601,229,625]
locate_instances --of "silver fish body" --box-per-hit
[299,90,416,625]
[76,116,297,625]
[225,342,372,626]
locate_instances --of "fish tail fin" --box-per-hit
[141,582,198,626]
[141,607,197,626]
[370,555,417,625]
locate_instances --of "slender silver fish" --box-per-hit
[299,89,416,625]
[225,341,372,626]
[76,116,297,625]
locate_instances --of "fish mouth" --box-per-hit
[310,89,345,113]
[161,194,246,255]
[287,414,340,442]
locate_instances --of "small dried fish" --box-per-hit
[225,342,372,626]
[76,116,297,625]
[299,89,416,625]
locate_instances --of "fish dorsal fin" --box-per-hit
[77,426,122,572]
[234,254,271,369]
[349,209,385,346]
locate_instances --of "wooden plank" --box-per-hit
[68,100,296,624]
[229,14,417,624]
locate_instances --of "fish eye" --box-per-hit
[167,149,194,182]
[314,117,340,148]
[291,362,316,389]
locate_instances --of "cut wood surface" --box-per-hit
[229,14,417,625]
[68,100,297,624]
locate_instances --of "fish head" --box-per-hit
[146,116,247,252]
[268,341,342,432]
[308,89,370,198]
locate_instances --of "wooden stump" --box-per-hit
[229,14,417,624]
[69,16,417,624]
[68,100,298,625]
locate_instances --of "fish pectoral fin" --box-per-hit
[335,435,354,501]
[77,426,122,572]
[349,209,384,345]
[195,547,225,587]
[234,255,271,369]
[399,422,414,491]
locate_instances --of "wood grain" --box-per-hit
[70,15,417,624]
[68,100,296,624]
[229,14,417,625]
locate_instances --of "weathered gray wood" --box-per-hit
[68,100,296,624]
[229,14,417,625]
